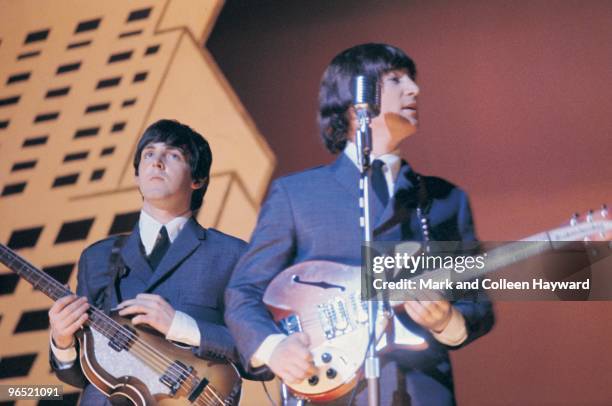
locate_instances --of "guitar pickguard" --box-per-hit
[84,328,173,398]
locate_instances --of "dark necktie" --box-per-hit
[371,159,390,207]
[147,226,170,271]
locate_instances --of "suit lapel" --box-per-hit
[331,153,386,220]
[330,153,360,199]
[120,224,152,286]
[145,217,206,291]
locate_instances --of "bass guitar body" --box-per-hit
[77,313,241,406]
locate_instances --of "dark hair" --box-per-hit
[133,119,212,211]
[318,43,417,154]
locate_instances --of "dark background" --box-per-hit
[208,1,612,404]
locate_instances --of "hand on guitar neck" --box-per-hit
[402,293,453,334]
[268,332,317,384]
[49,295,90,350]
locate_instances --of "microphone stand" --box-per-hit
[354,106,380,406]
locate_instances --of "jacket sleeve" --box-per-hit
[224,180,297,380]
[192,240,247,363]
[449,192,495,348]
[191,315,240,362]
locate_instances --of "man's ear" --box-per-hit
[191,177,208,190]
[347,106,357,121]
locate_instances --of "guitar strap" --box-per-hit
[410,171,432,242]
[98,234,129,314]
[416,175,431,214]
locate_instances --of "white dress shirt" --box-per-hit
[51,210,201,367]
[251,142,467,368]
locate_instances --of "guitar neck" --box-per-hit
[0,243,71,301]
[455,239,555,283]
[0,243,129,346]
[451,219,604,283]
[388,224,602,305]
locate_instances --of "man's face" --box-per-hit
[135,142,198,211]
[370,68,420,145]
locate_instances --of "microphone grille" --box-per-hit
[352,75,380,115]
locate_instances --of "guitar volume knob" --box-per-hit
[326,368,337,379]
[308,375,319,386]
[321,352,332,363]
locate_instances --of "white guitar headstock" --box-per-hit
[550,204,611,242]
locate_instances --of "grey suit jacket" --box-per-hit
[225,154,494,405]
[52,217,246,404]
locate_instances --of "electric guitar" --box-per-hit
[0,244,242,406]
[263,207,611,402]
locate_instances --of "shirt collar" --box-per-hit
[343,140,402,182]
[139,209,190,255]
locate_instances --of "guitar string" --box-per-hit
[80,292,226,404]
[283,302,368,327]
[86,306,223,406]
[0,248,226,406]
[57,280,224,404]
[86,307,226,405]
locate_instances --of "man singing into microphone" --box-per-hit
[225,43,494,405]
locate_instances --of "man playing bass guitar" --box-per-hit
[49,119,246,404]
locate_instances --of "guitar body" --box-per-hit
[77,314,241,406]
[264,261,404,402]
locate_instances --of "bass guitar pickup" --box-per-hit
[107,324,136,352]
[159,360,192,395]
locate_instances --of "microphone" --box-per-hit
[351,75,381,117]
